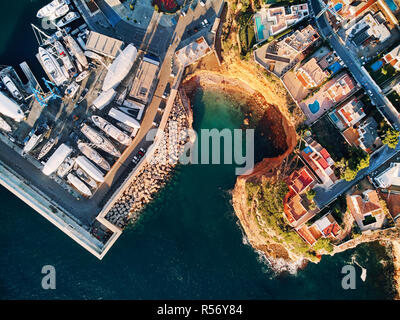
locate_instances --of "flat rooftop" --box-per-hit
[129,55,160,104]
[175,37,212,67]
[85,31,124,58]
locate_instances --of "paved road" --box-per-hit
[88,0,224,208]
[309,0,400,129]
[305,0,400,208]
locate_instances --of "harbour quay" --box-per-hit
[0,0,224,258]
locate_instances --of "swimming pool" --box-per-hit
[333,2,343,12]
[255,17,265,41]
[309,101,320,114]
[371,60,383,72]
[385,0,398,11]
[329,112,340,123]
[328,61,342,74]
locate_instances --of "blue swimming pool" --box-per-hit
[334,2,343,12]
[303,146,312,154]
[329,112,340,123]
[309,101,320,114]
[385,0,398,11]
[328,61,342,74]
[371,60,384,72]
[255,17,265,41]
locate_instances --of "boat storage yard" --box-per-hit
[0,0,164,258]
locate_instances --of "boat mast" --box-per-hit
[31,24,51,46]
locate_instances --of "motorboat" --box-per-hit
[38,138,57,160]
[0,116,11,132]
[38,47,68,86]
[57,156,74,177]
[75,168,97,190]
[67,173,92,197]
[56,11,80,28]
[80,124,121,157]
[0,74,23,100]
[0,91,24,122]
[49,4,70,21]
[76,70,89,83]
[64,35,88,68]
[37,0,70,19]
[65,81,79,98]
[54,41,75,74]
[77,141,111,171]
[91,115,131,145]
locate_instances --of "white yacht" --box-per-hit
[0,74,23,100]
[0,116,11,132]
[38,138,57,160]
[57,156,74,178]
[64,35,88,68]
[38,47,68,86]
[75,168,97,190]
[56,12,80,28]
[91,115,132,146]
[102,44,138,91]
[76,70,89,83]
[65,82,79,98]
[37,0,70,19]
[0,91,24,122]
[77,141,111,172]
[23,124,49,154]
[80,124,121,157]
[67,173,92,197]
[49,4,70,21]
[54,41,75,74]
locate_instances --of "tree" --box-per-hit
[313,238,333,253]
[306,189,316,200]
[339,147,370,181]
[382,128,400,149]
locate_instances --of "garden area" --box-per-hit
[152,0,179,13]
[387,90,400,112]
[310,116,350,161]
[237,10,256,58]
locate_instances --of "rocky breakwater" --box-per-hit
[104,95,192,228]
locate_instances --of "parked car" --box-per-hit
[162,83,171,99]
[200,0,206,6]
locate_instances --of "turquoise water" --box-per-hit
[309,100,320,114]
[255,16,265,41]
[385,0,398,11]
[0,0,397,300]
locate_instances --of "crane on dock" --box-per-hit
[31,78,62,107]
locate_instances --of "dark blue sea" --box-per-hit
[0,0,395,299]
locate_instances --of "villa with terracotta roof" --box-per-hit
[295,58,329,89]
[329,97,366,131]
[283,167,319,228]
[326,73,356,103]
[297,213,342,245]
[301,137,338,187]
[330,0,376,20]
[383,43,400,71]
[342,116,382,153]
[299,72,357,124]
[347,189,387,231]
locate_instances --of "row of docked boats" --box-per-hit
[37,0,80,27]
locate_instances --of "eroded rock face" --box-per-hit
[181,71,302,270]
